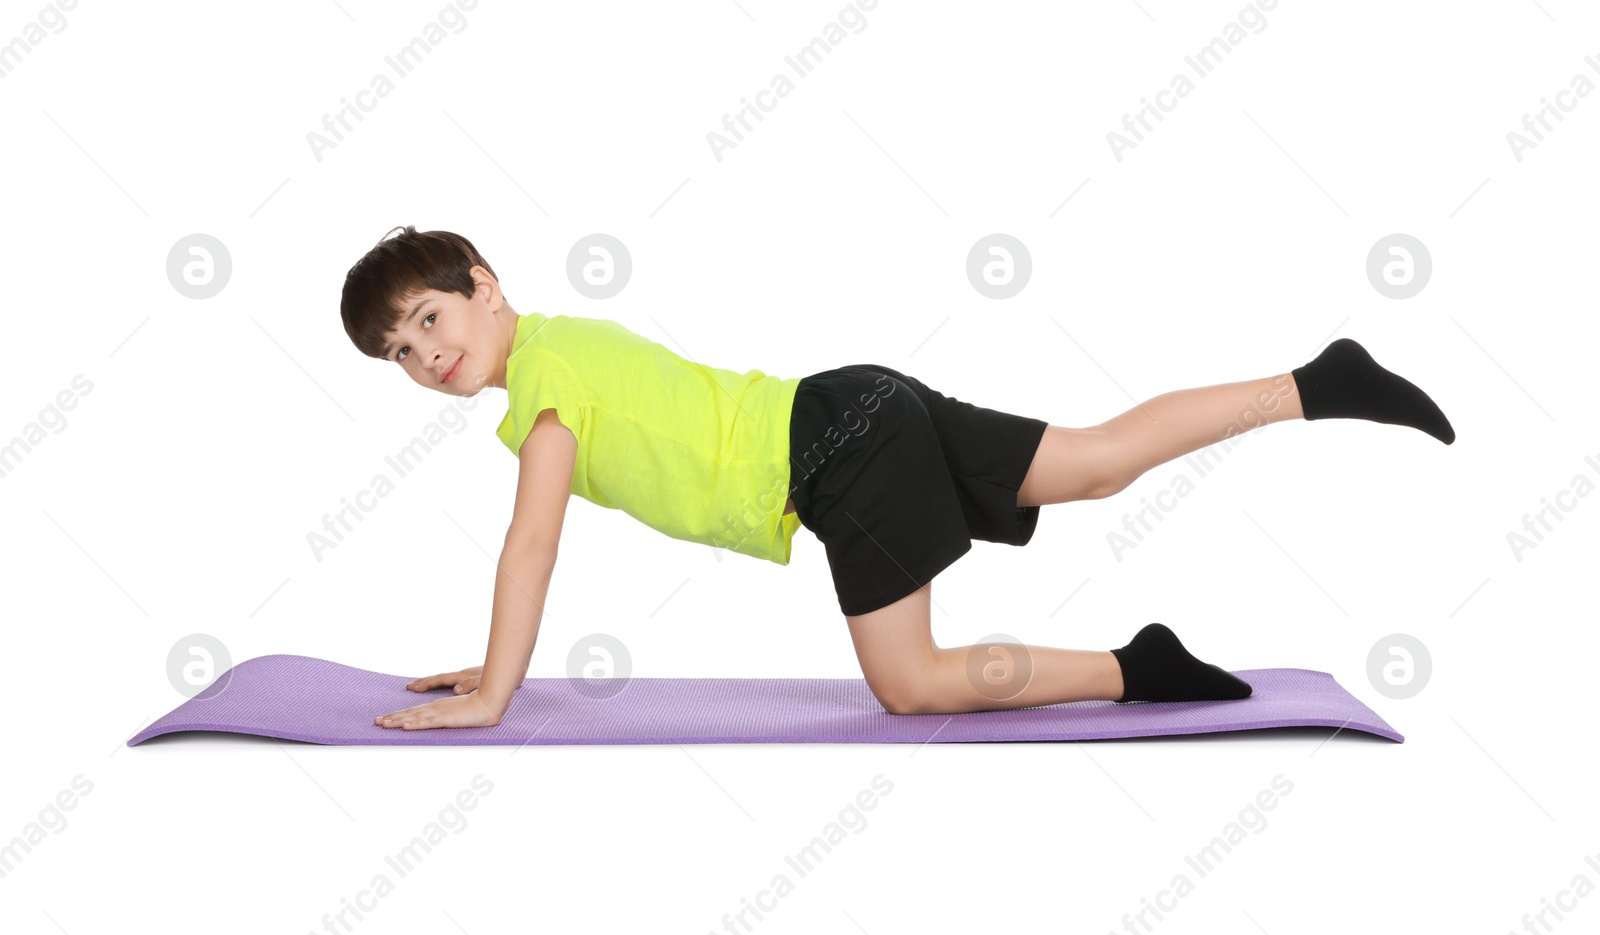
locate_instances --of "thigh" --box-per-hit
[1015,424,1126,506]
[844,582,937,711]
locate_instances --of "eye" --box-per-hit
[395,312,437,362]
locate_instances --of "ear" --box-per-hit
[472,266,502,307]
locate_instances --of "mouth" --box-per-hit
[441,357,463,384]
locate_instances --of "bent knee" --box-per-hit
[869,676,947,716]
[876,672,934,717]
[878,693,937,716]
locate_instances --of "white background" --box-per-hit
[2,1,1595,932]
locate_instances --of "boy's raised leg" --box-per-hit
[1017,337,1456,508]
[1017,371,1302,509]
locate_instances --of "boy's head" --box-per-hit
[340,225,521,396]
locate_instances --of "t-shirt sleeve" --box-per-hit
[505,347,586,455]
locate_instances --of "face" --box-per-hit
[380,267,513,396]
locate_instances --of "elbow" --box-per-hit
[503,536,559,561]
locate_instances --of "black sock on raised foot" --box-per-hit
[1290,338,1456,445]
[1109,623,1252,703]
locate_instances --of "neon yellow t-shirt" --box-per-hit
[495,312,803,565]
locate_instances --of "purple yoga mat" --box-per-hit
[126,654,1402,746]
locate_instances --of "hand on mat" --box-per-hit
[375,691,502,731]
[405,665,483,695]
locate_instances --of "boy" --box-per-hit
[341,227,1455,731]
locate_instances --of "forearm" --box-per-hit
[475,539,558,714]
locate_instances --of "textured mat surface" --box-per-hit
[126,654,1403,746]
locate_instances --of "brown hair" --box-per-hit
[340,225,501,360]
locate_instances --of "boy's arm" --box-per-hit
[474,407,576,717]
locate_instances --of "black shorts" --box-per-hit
[786,363,1050,616]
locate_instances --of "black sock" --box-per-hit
[1109,623,1252,703]
[1291,338,1456,445]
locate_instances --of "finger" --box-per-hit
[453,676,480,694]
[406,673,452,691]
[375,704,427,725]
